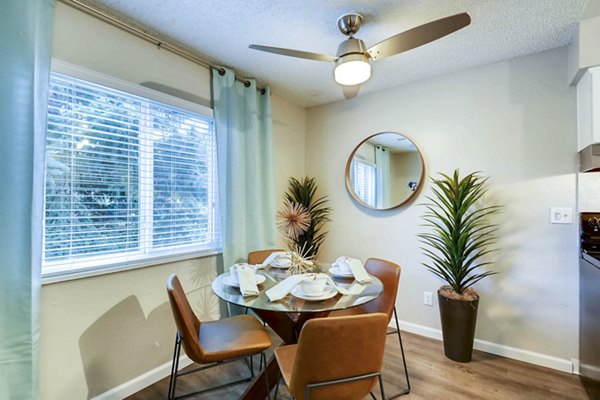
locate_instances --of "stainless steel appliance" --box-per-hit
[580,212,600,398]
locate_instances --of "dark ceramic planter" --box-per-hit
[438,290,479,363]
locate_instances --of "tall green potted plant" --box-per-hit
[419,170,500,362]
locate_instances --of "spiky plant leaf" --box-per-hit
[419,170,501,294]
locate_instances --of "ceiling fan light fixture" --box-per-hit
[334,54,371,86]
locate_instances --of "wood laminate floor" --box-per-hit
[126,330,590,400]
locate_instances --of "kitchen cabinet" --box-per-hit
[577,67,600,151]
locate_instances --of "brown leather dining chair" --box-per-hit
[166,274,272,399]
[248,249,285,265]
[244,249,285,317]
[273,313,389,400]
[329,257,411,398]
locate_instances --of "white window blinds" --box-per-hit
[43,71,220,277]
[351,158,376,207]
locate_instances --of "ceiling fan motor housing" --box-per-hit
[334,38,371,86]
[336,37,368,58]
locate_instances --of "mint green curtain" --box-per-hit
[212,67,276,270]
[375,145,390,208]
[0,0,54,398]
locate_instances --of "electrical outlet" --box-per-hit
[550,207,572,224]
[424,291,433,306]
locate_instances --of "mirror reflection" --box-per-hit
[346,132,424,210]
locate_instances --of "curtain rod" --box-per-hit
[58,0,266,94]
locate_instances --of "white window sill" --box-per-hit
[41,249,222,285]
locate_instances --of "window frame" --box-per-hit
[42,60,220,284]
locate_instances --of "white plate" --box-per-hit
[291,285,337,301]
[223,274,266,288]
[329,266,354,278]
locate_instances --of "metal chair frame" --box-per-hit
[274,371,385,400]
[384,307,410,399]
[167,332,269,400]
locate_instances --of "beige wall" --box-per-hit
[306,47,579,363]
[272,93,307,248]
[51,3,211,103]
[40,258,218,399]
[42,3,306,399]
[389,151,421,203]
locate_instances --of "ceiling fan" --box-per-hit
[249,12,471,99]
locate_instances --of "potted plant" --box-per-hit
[419,170,501,362]
[276,177,331,261]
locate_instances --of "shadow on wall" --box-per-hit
[79,295,173,399]
[78,281,221,399]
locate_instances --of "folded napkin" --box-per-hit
[319,273,366,296]
[265,274,305,301]
[238,265,260,297]
[256,251,288,268]
[333,257,373,284]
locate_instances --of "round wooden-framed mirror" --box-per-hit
[345,132,425,210]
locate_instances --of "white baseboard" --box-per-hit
[91,355,192,400]
[572,358,580,375]
[397,320,574,374]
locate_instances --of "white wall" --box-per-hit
[42,3,306,399]
[306,47,579,365]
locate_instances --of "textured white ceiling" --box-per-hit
[82,0,588,108]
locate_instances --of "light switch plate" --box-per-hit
[550,207,573,224]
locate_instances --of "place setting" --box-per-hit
[290,275,337,301]
[222,263,267,297]
[255,250,293,270]
[262,257,374,303]
[329,256,373,283]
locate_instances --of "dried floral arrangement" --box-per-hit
[276,177,331,274]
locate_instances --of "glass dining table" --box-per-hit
[211,263,384,399]
[211,264,383,314]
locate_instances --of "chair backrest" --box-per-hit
[247,249,284,265]
[289,313,388,400]
[166,274,206,363]
[358,258,401,321]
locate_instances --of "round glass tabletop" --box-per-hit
[211,264,383,313]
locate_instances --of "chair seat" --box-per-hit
[199,314,272,363]
[274,343,298,387]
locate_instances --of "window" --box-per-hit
[351,157,376,207]
[43,64,219,279]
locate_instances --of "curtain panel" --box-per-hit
[375,145,390,209]
[212,67,276,271]
[0,0,54,398]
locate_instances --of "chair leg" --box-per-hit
[168,333,182,400]
[378,372,386,400]
[273,373,280,399]
[167,333,262,399]
[382,307,410,399]
[262,352,270,400]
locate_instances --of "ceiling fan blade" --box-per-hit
[343,85,361,99]
[249,44,336,62]
[367,12,471,61]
